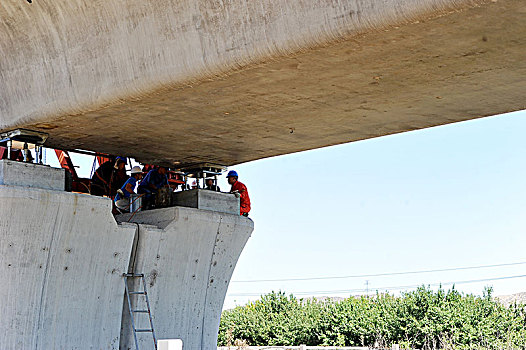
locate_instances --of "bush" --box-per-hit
[218,287,526,349]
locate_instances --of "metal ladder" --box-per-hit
[124,273,158,350]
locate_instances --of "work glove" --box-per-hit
[117,189,125,197]
[232,190,241,198]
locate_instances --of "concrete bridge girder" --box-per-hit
[0,0,524,165]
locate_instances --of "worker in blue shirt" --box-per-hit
[114,166,143,211]
[138,166,169,209]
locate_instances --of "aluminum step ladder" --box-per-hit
[124,273,158,350]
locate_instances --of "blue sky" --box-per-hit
[47,110,526,309]
[221,110,526,308]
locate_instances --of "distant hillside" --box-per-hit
[309,296,345,303]
[312,294,526,306]
[496,292,526,306]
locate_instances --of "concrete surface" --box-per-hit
[116,207,254,350]
[0,185,136,349]
[0,162,250,349]
[173,189,240,215]
[0,159,65,191]
[1,0,524,165]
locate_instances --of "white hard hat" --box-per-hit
[130,166,142,174]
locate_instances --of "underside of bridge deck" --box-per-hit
[1,0,525,166]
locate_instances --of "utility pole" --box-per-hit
[365,280,369,297]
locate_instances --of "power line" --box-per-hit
[228,273,526,297]
[231,261,526,283]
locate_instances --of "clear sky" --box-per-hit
[47,110,526,309]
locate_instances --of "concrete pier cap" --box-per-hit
[0,162,254,349]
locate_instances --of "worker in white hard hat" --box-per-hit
[114,166,143,211]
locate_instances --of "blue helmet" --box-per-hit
[226,170,238,178]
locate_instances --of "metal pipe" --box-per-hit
[70,149,100,156]
[35,146,43,164]
[23,143,30,162]
[6,140,12,160]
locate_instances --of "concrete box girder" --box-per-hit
[1,0,525,165]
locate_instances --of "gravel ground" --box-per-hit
[495,292,526,307]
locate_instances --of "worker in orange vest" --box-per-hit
[226,170,251,217]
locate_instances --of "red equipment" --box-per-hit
[54,150,90,193]
[0,146,23,161]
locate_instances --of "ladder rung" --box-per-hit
[125,271,156,346]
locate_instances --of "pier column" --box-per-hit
[117,192,253,350]
[0,162,252,350]
[0,160,137,349]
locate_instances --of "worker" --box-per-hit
[114,166,143,211]
[138,166,169,209]
[205,178,220,192]
[226,170,250,216]
[112,156,128,196]
[90,157,126,197]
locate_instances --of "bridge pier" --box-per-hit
[0,160,253,349]
[116,206,253,350]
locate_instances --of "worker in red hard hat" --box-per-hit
[226,170,250,217]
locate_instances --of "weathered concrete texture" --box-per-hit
[0,159,65,191]
[0,185,136,349]
[173,189,240,215]
[1,0,524,166]
[116,207,254,350]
